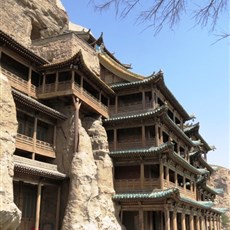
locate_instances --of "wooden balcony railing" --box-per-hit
[37,81,108,117]
[15,133,55,158]
[165,180,196,200]
[2,68,36,97]
[114,178,160,193]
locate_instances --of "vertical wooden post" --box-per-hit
[80,75,83,93]
[35,182,42,230]
[151,88,155,109]
[181,213,186,230]
[55,186,61,230]
[114,129,117,150]
[155,124,159,146]
[164,207,170,230]
[189,212,194,230]
[28,67,32,96]
[173,209,177,230]
[139,209,144,230]
[140,162,144,190]
[32,116,38,160]
[72,96,81,153]
[115,96,118,114]
[53,125,57,150]
[142,90,145,110]
[71,69,75,90]
[142,125,145,147]
[55,72,58,92]
[159,159,164,189]
[195,215,200,230]
[42,73,46,93]
[166,165,169,187]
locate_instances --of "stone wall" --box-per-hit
[1,0,68,46]
[0,71,21,229]
[210,166,230,229]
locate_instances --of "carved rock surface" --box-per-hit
[1,0,68,46]
[0,72,21,229]
[61,117,122,230]
[210,166,230,229]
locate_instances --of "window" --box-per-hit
[144,164,160,179]
[169,169,175,183]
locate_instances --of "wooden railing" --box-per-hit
[15,133,55,158]
[115,178,160,192]
[165,181,196,199]
[2,68,36,97]
[37,81,108,116]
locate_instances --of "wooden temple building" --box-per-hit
[0,28,225,230]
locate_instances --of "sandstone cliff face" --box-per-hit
[59,116,122,230]
[0,71,21,229]
[210,166,230,229]
[1,0,68,46]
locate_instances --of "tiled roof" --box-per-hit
[211,207,228,214]
[109,142,174,158]
[14,155,66,180]
[0,30,47,65]
[180,196,214,208]
[104,105,167,123]
[113,188,179,200]
[205,185,224,195]
[12,89,67,120]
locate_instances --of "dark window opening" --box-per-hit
[31,71,41,86]
[163,166,167,180]
[180,147,185,158]
[157,97,164,106]
[101,94,108,106]
[173,141,178,153]
[177,174,184,188]
[45,73,56,84]
[106,130,113,142]
[169,169,175,183]
[122,211,139,230]
[145,91,152,102]
[115,165,140,179]
[175,117,181,125]
[59,71,71,82]
[146,126,155,139]
[83,79,98,98]
[167,109,174,120]
[109,97,115,106]
[144,164,160,179]
[119,92,142,105]
[163,131,169,143]
[1,53,29,80]
[185,178,191,190]
[74,72,81,85]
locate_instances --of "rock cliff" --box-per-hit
[1,0,68,46]
[0,71,21,229]
[210,166,230,229]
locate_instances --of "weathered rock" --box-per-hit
[61,117,122,230]
[210,166,230,229]
[1,0,68,46]
[0,72,21,229]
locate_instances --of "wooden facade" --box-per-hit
[0,28,225,230]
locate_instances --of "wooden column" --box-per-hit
[141,125,145,147]
[32,116,38,160]
[173,210,177,230]
[140,162,144,190]
[189,212,194,230]
[166,165,169,187]
[142,90,145,110]
[195,215,200,230]
[151,88,156,109]
[72,96,81,153]
[139,209,144,230]
[164,207,170,230]
[71,69,75,89]
[28,67,32,96]
[155,124,159,146]
[35,182,42,230]
[159,159,164,189]
[80,75,83,93]
[181,213,186,230]
[42,73,46,93]
[55,186,61,230]
[200,216,205,230]
[115,96,118,114]
[53,125,57,150]
[114,129,117,150]
[55,72,58,92]
[209,216,213,230]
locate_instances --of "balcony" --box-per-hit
[164,180,196,200]
[37,81,108,118]
[16,133,55,158]
[2,68,36,98]
[114,178,160,193]
[109,138,155,151]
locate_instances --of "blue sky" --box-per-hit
[61,1,229,168]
